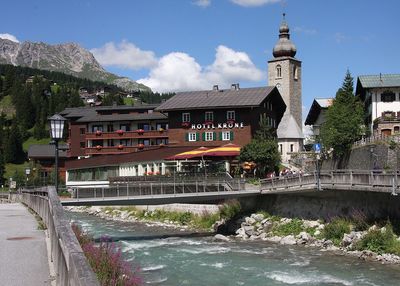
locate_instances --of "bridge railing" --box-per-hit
[260,170,399,194]
[14,187,99,286]
[71,179,242,200]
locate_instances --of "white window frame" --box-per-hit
[188,132,197,142]
[205,111,214,122]
[182,112,190,122]
[227,110,235,120]
[222,131,231,141]
[205,131,213,141]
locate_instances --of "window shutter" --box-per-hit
[230,131,234,141]
[196,132,199,141]
[202,132,205,141]
[185,133,189,142]
[219,132,222,140]
[213,132,216,141]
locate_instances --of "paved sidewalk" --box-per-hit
[0,203,51,285]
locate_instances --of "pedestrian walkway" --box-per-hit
[0,203,52,285]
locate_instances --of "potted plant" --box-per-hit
[116,129,124,135]
[136,129,144,135]
[96,145,102,150]
[95,130,102,136]
[159,127,164,132]
[181,122,190,128]
[138,143,144,149]
[117,144,124,150]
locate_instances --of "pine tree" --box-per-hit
[4,120,25,164]
[320,70,364,158]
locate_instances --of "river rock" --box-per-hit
[280,218,292,224]
[251,213,265,222]
[376,253,400,264]
[368,225,378,231]
[259,232,267,240]
[323,240,334,248]
[359,250,377,261]
[303,220,320,229]
[342,231,364,248]
[264,236,281,243]
[314,230,321,236]
[243,225,255,236]
[214,234,231,242]
[261,218,270,225]
[296,232,313,244]
[280,235,297,245]
[245,217,256,225]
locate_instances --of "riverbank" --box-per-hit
[67,205,400,265]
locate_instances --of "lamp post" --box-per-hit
[25,167,31,188]
[48,114,66,193]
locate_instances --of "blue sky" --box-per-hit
[1,0,399,120]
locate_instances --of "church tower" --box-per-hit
[268,13,302,128]
[268,14,303,163]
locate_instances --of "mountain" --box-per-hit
[0,39,150,91]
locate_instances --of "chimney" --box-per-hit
[213,85,219,91]
[231,83,240,90]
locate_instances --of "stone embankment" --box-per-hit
[221,213,400,264]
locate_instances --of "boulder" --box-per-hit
[314,230,321,236]
[323,240,334,248]
[280,218,292,224]
[245,217,256,225]
[296,231,313,244]
[243,225,255,236]
[264,236,282,243]
[261,218,270,225]
[303,220,320,229]
[280,235,297,245]
[214,234,231,242]
[251,213,265,222]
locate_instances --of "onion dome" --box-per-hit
[272,13,297,58]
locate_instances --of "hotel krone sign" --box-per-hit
[191,122,244,130]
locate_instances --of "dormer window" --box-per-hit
[276,65,282,78]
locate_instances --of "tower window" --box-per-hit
[294,66,298,80]
[276,65,282,78]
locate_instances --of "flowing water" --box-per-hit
[69,212,400,286]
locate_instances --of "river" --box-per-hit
[69,211,400,286]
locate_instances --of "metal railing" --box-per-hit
[14,187,99,286]
[353,134,400,147]
[260,170,399,195]
[71,179,244,200]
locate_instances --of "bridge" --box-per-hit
[60,170,399,206]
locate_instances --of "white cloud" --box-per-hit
[138,45,265,93]
[91,40,157,70]
[334,32,347,44]
[193,0,211,7]
[230,0,281,7]
[0,33,19,43]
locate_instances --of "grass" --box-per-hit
[5,162,30,181]
[23,136,51,152]
[322,218,351,246]
[0,95,15,118]
[26,206,47,230]
[355,223,400,255]
[219,200,241,220]
[271,218,304,236]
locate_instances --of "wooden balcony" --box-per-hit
[85,130,168,140]
[85,144,164,155]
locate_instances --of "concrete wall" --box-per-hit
[240,190,400,221]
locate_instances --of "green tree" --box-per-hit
[0,113,5,186]
[239,119,280,177]
[4,120,25,164]
[320,70,364,158]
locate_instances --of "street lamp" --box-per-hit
[48,114,67,193]
[25,167,31,188]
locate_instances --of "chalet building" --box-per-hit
[60,104,169,158]
[155,84,286,147]
[304,98,333,138]
[356,74,400,136]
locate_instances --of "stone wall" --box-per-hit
[240,190,400,221]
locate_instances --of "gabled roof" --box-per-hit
[28,144,68,159]
[277,113,303,139]
[357,74,400,88]
[305,98,333,125]
[155,87,277,111]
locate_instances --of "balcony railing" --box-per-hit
[86,129,168,140]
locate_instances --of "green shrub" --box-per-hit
[192,212,220,229]
[356,224,400,255]
[219,200,241,220]
[272,219,303,236]
[323,218,351,245]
